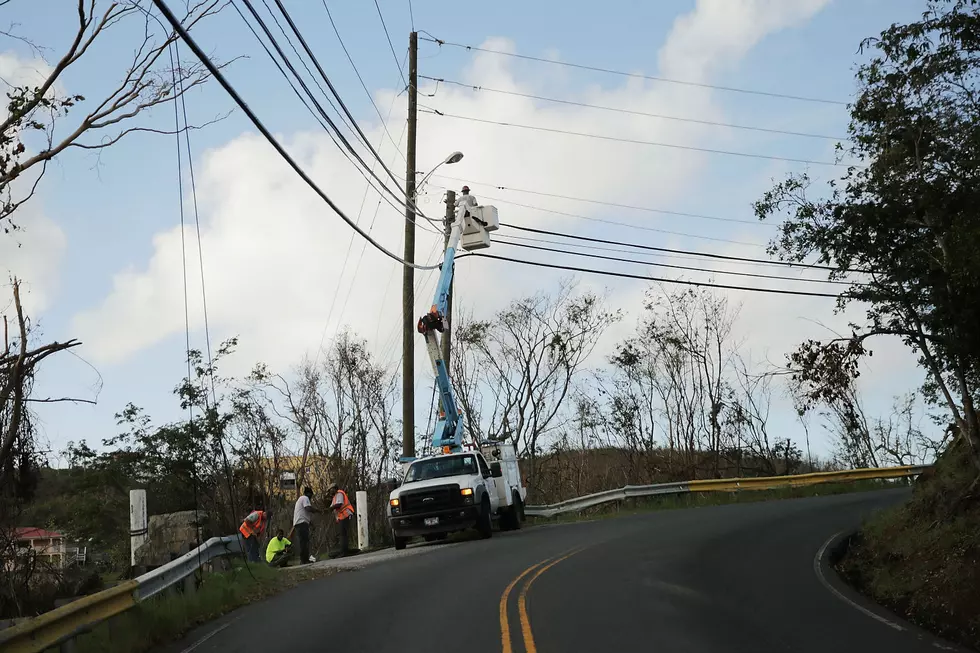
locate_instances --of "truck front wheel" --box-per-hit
[477,496,493,539]
[393,528,408,550]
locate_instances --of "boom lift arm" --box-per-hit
[415,195,497,454]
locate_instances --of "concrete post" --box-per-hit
[129,489,147,567]
[356,490,369,551]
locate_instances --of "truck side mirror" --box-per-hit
[490,462,503,478]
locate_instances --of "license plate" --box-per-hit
[424,517,439,527]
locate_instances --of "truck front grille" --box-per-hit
[400,484,460,514]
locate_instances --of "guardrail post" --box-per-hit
[130,489,148,567]
[356,490,369,551]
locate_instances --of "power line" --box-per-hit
[153,0,442,270]
[431,173,766,226]
[235,2,408,213]
[408,0,415,31]
[425,183,769,247]
[315,60,411,366]
[421,76,848,141]
[423,109,846,167]
[494,239,853,286]
[418,35,848,106]
[499,222,859,272]
[233,0,439,236]
[460,252,843,298]
[320,0,406,161]
[496,232,807,270]
[374,0,407,87]
[271,0,410,194]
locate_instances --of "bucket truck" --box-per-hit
[387,192,527,549]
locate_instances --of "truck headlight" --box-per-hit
[460,488,474,505]
[389,498,400,513]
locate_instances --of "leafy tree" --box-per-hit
[754,0,980,475]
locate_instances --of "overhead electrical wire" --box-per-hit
[496,232,808,271]
[429,173,766,226]
[459,252,843,298]
[258,0,358,143]
[493,239,853,286]
[499,222,862,273]
[270,0,411,195]
[424,183,768,248]
[418,35,848,106]
[320,0,406,160]
[236,0,431,229]
[374,0,407,87]
[422,109,846,167]
[420,76,848,142]
[152,0,442,270]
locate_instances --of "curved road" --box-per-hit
[165,489,966,653]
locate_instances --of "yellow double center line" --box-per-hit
[499,547,586,653]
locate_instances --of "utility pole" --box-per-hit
[442,190,456,366]
[402,31,418,460]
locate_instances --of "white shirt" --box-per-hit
[293,495,312,526]
[455,193,477,208]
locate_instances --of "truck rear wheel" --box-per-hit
[477,496,493,539]
[501,493,523,531]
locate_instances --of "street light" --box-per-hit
[416,150,464,197]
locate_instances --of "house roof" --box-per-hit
[14,527,63,540]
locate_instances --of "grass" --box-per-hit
[75,561,338,653]
[838,443,980,651]
[526,478,906,525]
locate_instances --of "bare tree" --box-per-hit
[0,280,81,495]
[452,282,618,476]
[0,0,229,230]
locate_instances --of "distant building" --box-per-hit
[13,527,87,568]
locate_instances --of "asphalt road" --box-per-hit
[165,489,967,653]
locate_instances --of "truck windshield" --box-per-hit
[404,455,478,482]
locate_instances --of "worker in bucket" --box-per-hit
[328,482,355,557]
[455,185,478,216]
[239,507,271,563]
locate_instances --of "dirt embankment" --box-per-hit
[838,441,980,650]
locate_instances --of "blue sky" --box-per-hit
[1,0,934,462]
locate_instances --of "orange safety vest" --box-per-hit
[333,490,354,522]
[239,510,267,538]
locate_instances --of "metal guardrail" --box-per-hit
[524,465,930,518]
[0,534,244,653]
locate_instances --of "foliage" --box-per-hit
[754,0,980,473]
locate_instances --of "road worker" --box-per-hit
[328,483,355,557]
[291,486,321,564]
[265,528,292,568]
[239,507,271,563]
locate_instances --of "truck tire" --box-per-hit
[501,492,523,531]
[477,495,493,539]
[393,529,408,550]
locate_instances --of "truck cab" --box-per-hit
[388,442,526,549]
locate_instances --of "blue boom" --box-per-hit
[415,204,468,452]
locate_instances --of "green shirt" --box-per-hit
[265,536,291,563]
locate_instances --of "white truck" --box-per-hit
[388,441,526,549]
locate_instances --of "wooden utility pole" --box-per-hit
[402,31,419,460]
[442,190,456,367]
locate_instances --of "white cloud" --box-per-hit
[68,0,926,454]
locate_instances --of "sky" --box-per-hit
[0,0,937,464]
